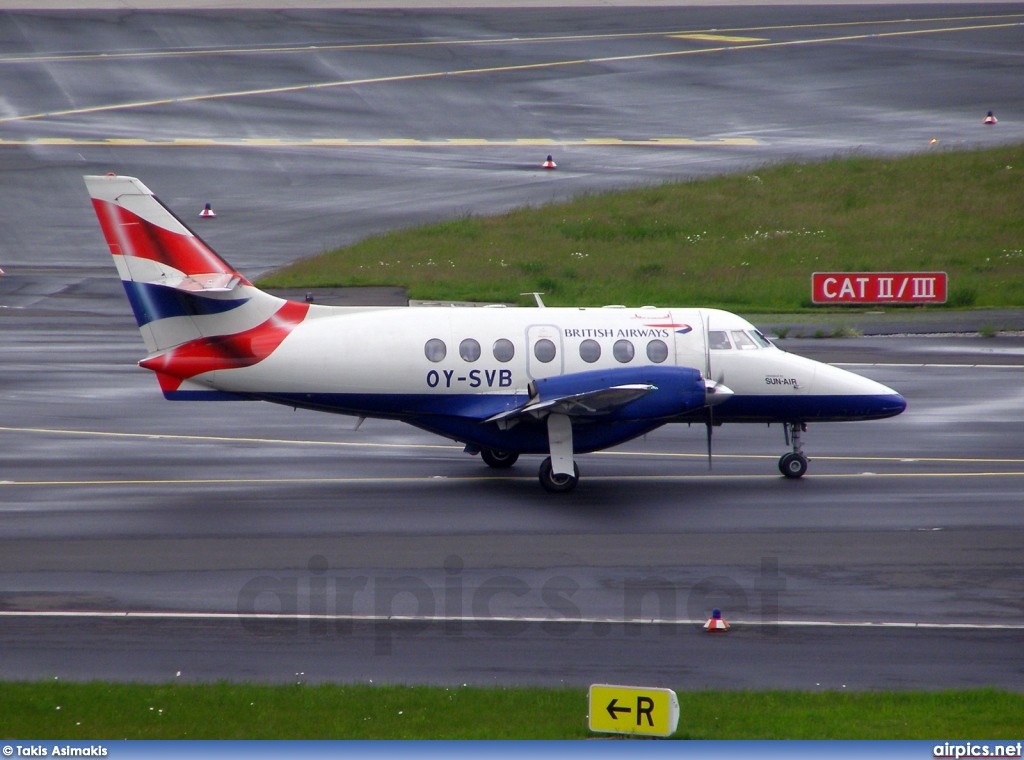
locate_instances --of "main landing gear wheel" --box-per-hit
[480,448,519,468]
[779,452,808,479]
[538,457,579,493]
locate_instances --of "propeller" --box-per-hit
[700,313,735,471]
[705,408,714,471]
[703,312,713,471]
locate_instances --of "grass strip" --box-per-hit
[1,683,1022,739]
[259,144,1024,311]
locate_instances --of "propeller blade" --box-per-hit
[703,311,713,471]
[702,311,711,381]
[706,407,713,471]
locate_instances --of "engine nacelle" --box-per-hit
[532,365,706,421]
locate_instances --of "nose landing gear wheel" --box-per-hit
[480,448,519,468]
[779,452,808,479]
[539,457,579,493]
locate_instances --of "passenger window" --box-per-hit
[492,338,515,363]
[613,339,635,363]
[534,339,556,363]
[460,338,481,362]
[579,339,601,363]
[708,331,731,350]
[646,339,668,363]
[424,338,446,362]
[749,330,773,348]
[731,330,758,350]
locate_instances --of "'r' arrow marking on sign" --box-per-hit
[589,684,679,737]
[606,699,631,720]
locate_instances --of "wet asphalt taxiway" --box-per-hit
[1,4,1023,688]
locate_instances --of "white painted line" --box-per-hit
[0,2,1015,10]
[0,610,1021,630]
[834,363,1024,369]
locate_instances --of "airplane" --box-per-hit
[85,173,907,492]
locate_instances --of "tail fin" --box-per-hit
[85,174,308,398]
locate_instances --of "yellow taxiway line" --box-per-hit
[670,34,769,43]
[0,12,1018,65]
[0,137,759,148]
[5,424,1024,464]
[0,19,1018,125]
[0,425,458,451]
[4,472,1024,488]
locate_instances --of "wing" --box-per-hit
[485,383,656,424]
[481,365,707,428]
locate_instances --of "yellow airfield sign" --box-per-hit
[588,684,680,737]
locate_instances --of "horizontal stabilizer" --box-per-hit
[165,273,242,293]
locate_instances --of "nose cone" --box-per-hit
[871,390,907,419]
[846,372,906,419]
[812,363,906,420]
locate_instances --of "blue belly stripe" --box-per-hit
[711,393,907,422]
[157,390,906,452]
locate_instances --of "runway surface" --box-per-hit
[1,5,1024,689]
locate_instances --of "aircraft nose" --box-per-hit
[874,389,907,418]
[849,374,906,419]
[810,362,907,420]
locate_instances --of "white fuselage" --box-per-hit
[212,304,892,413]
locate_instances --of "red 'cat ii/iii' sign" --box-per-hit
[811,272,947,304]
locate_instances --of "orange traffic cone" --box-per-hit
[541,155,557,170]
[703,608,730,632]
[199,202,216,218]
[983,111,997,125]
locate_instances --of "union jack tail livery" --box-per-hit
[85,174,309,399]
[85,174,905,492]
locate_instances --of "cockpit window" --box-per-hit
[749,330,773,348]
[708,331,731,350]
[731,330,758,350]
